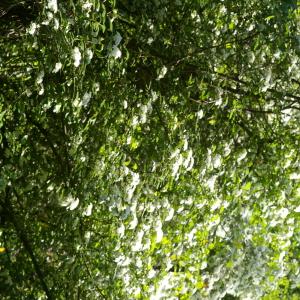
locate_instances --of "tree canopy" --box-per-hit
[1,0,300,299]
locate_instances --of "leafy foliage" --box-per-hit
[0,0,300,299]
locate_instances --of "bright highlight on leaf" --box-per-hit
[47,0,58,13]
[61,196,80,211]
[165,207,174,221]
[52,62,62,73]
[83,203,93,216]
[110,46,122,59]
[155,220,163,243]
[73,47,81,67]
[113,32,122,46]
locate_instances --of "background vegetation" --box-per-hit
[0,0,300,299]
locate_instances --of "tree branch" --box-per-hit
[81,254,106,299]
[3,187,53,299]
